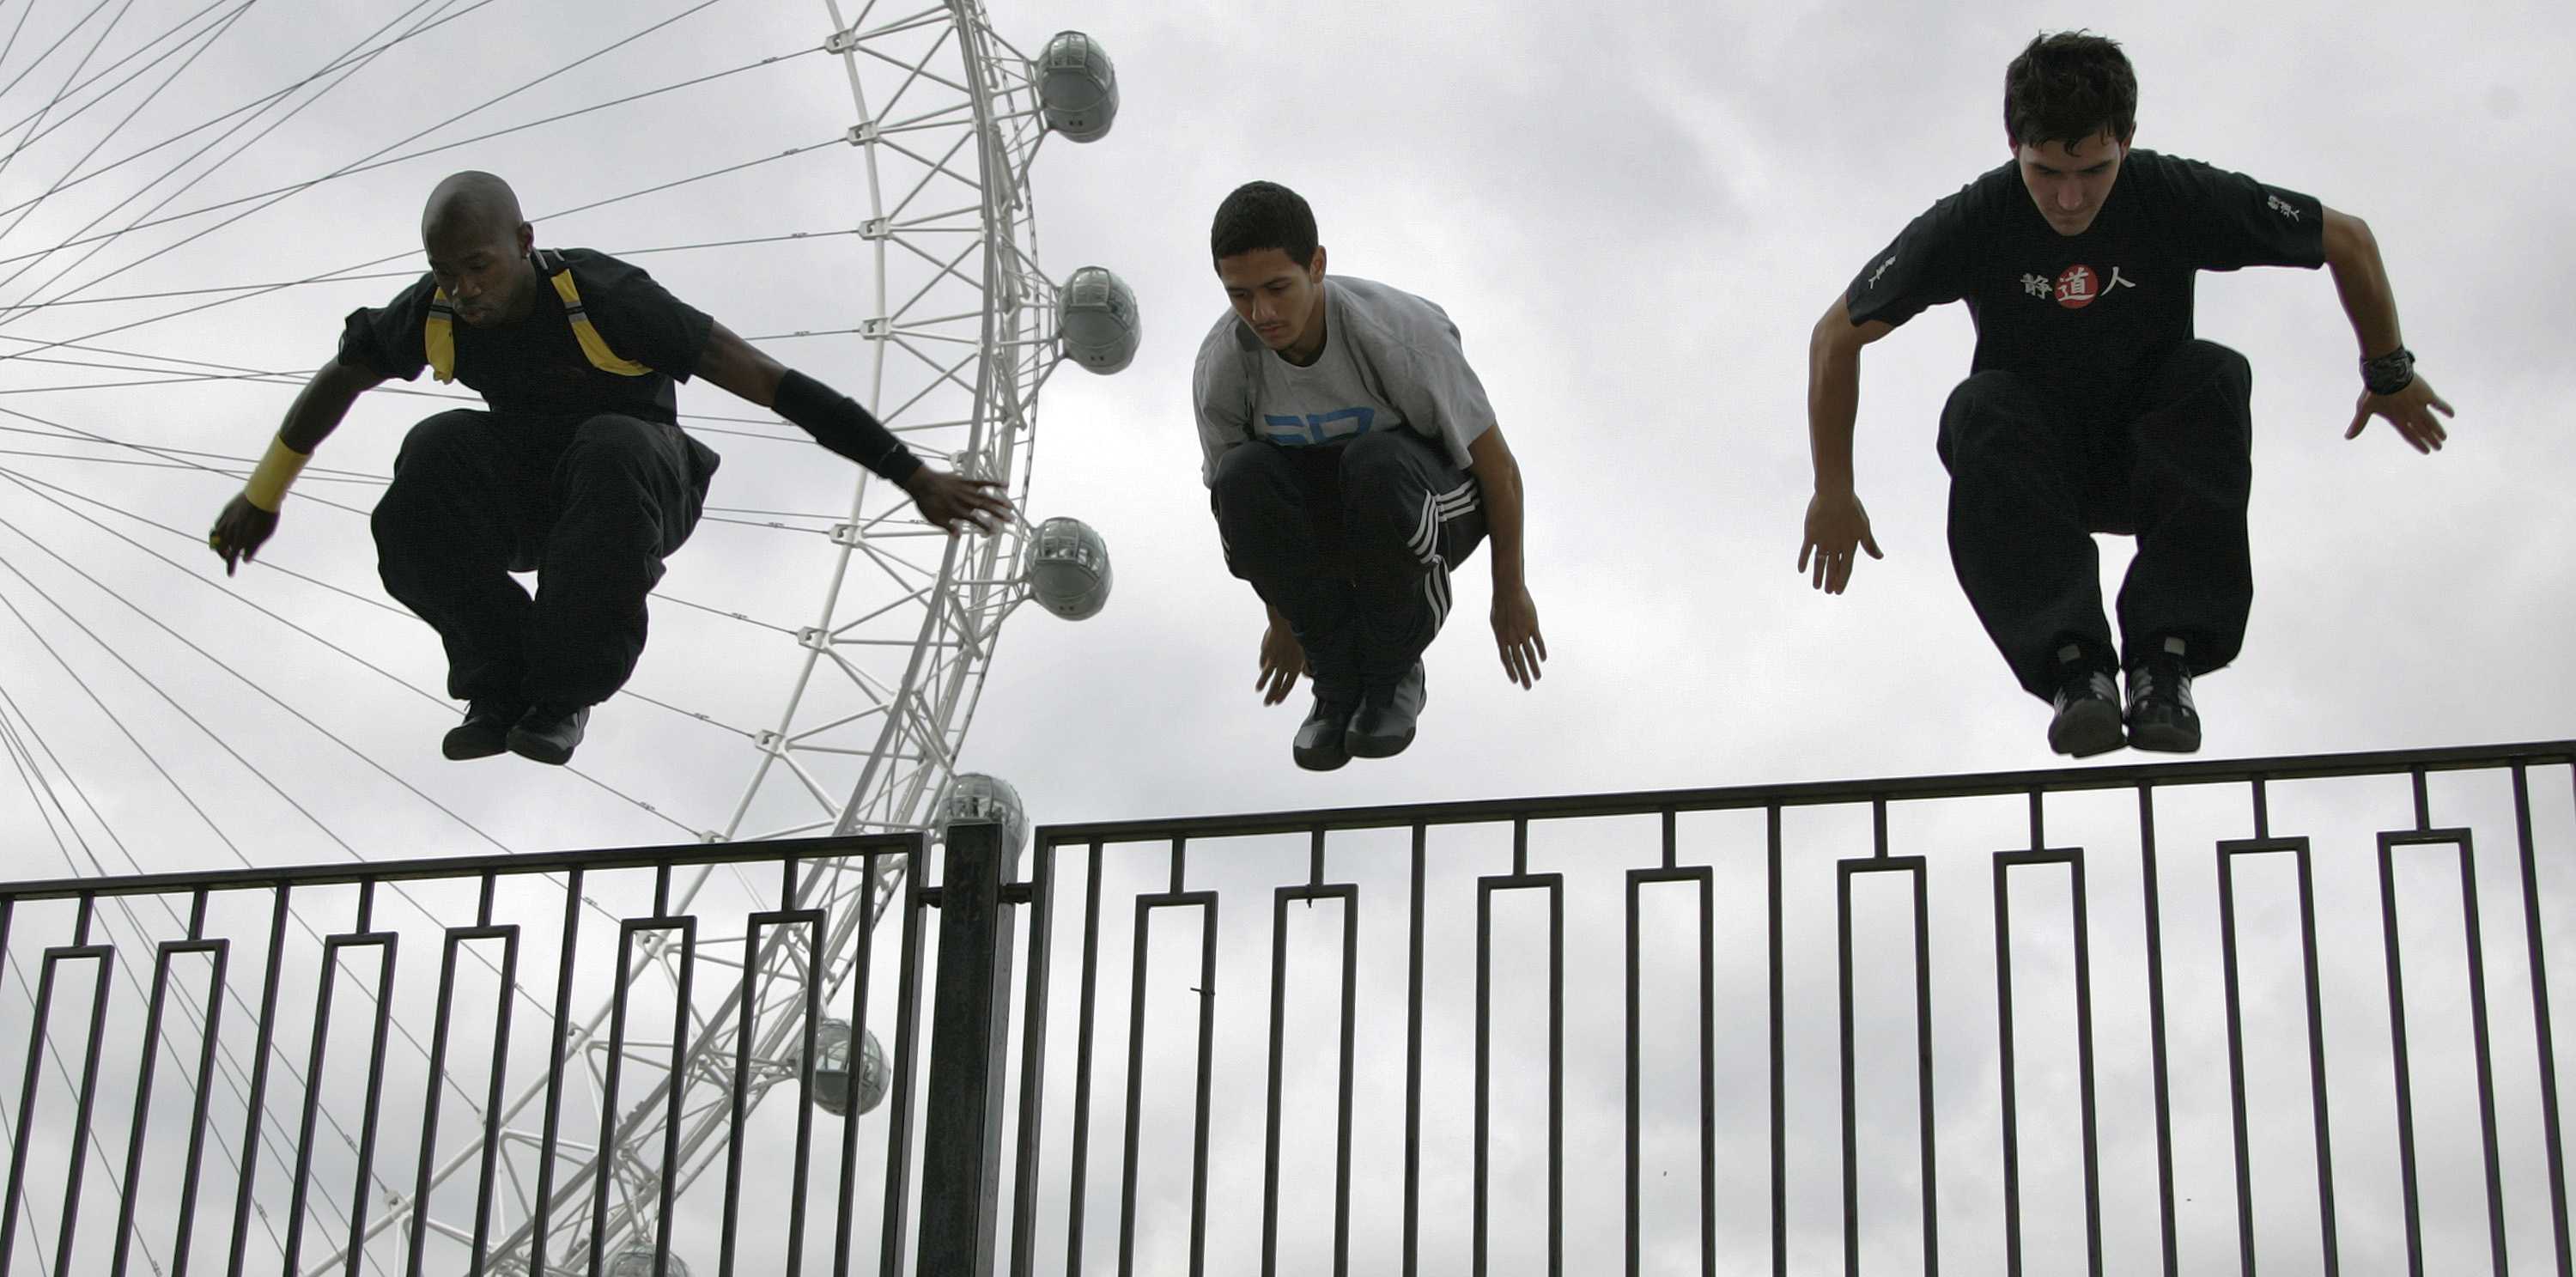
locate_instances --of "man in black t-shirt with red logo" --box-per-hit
[1798,32,2454,757]
[206,171,1008,765]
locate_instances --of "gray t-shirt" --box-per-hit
[1191,275,1496,485]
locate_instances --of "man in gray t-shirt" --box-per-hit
[1194,181,1545,770]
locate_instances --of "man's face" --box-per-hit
[1216,246,1326,356]
[2014,129,2129,237]
[424,218,534,326]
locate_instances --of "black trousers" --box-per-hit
[1211,431,1486,702]
[1938,339,2255,699]
[372,409,716,708]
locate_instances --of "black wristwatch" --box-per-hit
[2361,346,2416,397]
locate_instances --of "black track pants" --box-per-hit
[1938,339,2256,699]
[1210,431,1485,701]
[372,410,715,708]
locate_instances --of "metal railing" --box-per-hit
[7,739,2576,1275]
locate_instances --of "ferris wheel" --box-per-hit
[0,1,1132,1271]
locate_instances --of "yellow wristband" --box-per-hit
[243,434,311,513]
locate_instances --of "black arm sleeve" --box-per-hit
[1844,179,1978,330]
[2152,153,2326,272]
[775,368,923,483]
[336,275,435,380]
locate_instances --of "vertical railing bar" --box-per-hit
[114,944,176,1277]
[342,938,399,1277]
[226,885,291,1277]
[411,933,469,1277]
[2070,853,2104,1277]
[1662,809,1678,872]
[878,840,930,1277]
[831,850,878,1277]
[1550,874,1566,1277]
[1625,872,1642,1277]
[1334,880,1358,1277]
[1010,841,1058,1277]
[2515,765,2573,1276]
[1114,896,1151,1277]
[2139,784,2178,1277]
[1062,842,1103,1277]
[470,930,518,1277]
[2028,791,2045,851]
[477,873,496,927]
[1261,890,1290,1277]
[1473,878,1492,1277]
[785,918,820,1277]
[170,938,228,1277]
[1405,824,1426,1277]
[1836,859,1858,1277]
[355,880,374,933]
[531,867,582,1277]
[70,894,92,947]
[589,926,639,1277]
[1873,799,1888,859]
[2458,830,2510,1275]
[654,921,697,1277]
[50,946,113,1277]
[2412,769,2432,831]
[2217,847,2257,1274]
[1996,857,2024,1277]
[2252,778,2271,840]
[1,933,56,1277]
[720,919,761,1277]
[655,864,672,918]
[188,890,209,940]
[1168,837,1185,897]
[281,933,345,1275]
[1309,829,1326,888]
[2379,834,2427,1273]
[1768,805,1786,1277]
[1188,896,1218,1277]
[1912,861,1940,1277]
[1698,869,1716,1277]
[1513,818,1529,879]
[2297,843,2342,1275]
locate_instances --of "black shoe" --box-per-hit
[2125,636,2202,754]
[2046,645,2126,758]
[1292,696,1358,771]
[441,698,526,761]
[1346,662,1426,759]
[506,703,590,766]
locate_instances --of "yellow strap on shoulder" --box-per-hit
[425,290,457,383]
[547,267,652,377]
[243,433,311,513]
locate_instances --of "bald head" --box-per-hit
[423,171,525,242]
[422,172,536,326]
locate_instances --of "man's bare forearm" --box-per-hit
[277,359,381,453]
[1807,315,1863,496]
[2323,208,2403,360]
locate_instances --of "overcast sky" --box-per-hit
[1,0,2572,1272]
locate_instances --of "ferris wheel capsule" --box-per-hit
[797,1018,890,1117]
[1027,516,1111,621]
[607,1244,693,1277]
[1058,265,1139,374]
[938,771,1030,860]
[1036,31,1118,143]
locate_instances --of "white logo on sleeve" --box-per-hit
[1868,255,1896,289]
[2267,193,2303,222]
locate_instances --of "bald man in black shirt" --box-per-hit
[210,172,1009,764]
[1797,33,2453,757]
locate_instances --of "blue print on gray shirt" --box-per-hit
[1260,406,1376,446]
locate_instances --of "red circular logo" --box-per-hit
[2055,265,2099,309]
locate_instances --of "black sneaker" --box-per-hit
[1346,661,1427,759]
[441,698,526,761]
[1292,696,1358,771]
[2046,645,2126,758]
[506,703,590,766]
[2125,636,2202,754]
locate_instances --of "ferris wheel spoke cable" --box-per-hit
[0,0,252,268]
[0,0,484,324]
[0,0,116,110]
[0,0,135,206]
[0,0,244,146]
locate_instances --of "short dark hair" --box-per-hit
[2004,32,2136,154]
[1210,180,1317,266]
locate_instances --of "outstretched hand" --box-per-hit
[1256,619,1304,705]
[1798,488,1882,594]
[1492,582,1546,688]
[207,494,278,576]
[902,469,1012,535]
[2346,375,2453,454]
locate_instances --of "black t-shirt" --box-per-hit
[337,247,714,423]
[1845,149,2326,397]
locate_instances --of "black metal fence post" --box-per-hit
[917,819,1018,1277]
